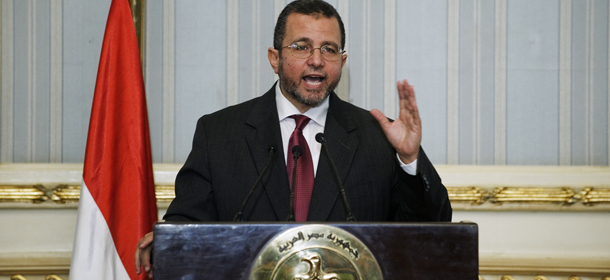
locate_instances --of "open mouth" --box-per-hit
[302,75,325,86]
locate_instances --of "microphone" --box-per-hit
[286,145,302,222]
[315,133,356,221]
[233,146,277,222]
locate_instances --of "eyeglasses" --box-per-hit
[280,42,346,62]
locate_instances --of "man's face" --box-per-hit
[269,13,347,111]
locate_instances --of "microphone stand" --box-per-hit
[316,133,356,221]
[233,147,276,222]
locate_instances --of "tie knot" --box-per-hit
[290,115,311,130]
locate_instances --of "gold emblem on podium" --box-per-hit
[293,253,339,280]
[249,225,383,280]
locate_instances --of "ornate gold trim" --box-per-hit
[155,185,176,203]
[495,276,587,280]
[51,185,81,203]
[4,275,606,280]
[8,276,64,280]
[0,185,49,203]
[447,187,489,204]
[1,185,610,210]
[2,253,608,278]
[575,187,610,205]
[491,187,576,204]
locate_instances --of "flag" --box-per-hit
[69,0,158,279]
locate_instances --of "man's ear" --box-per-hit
[341,53,348,67]
[268,47,280,74]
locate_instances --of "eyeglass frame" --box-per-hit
[279,42,346,62]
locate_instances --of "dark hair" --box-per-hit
[273,0,346,50]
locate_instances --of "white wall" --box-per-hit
[1,0,609,166]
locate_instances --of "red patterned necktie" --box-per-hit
[286,115,314,222]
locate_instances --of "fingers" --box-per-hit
[135,232,154,277]
[135,247,141,274]
[139,231,154,248]
[142,245,153,278]
[396,79,421,126]
[397,79,417,110]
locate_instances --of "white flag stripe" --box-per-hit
[69,181,130,280]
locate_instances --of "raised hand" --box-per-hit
[370,79,421,164]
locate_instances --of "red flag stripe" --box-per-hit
[76,0,158,278]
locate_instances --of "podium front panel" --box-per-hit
[153,222,478,279]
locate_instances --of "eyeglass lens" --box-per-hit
[287,42,342,61]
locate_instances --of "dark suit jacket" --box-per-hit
[164,85,452,222]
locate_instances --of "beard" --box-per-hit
[278,59,341,108]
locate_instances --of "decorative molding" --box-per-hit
[559,0,572,165]
[480,255,610,277]
[490,187,576,204]
[494,0,507,165]
[5,275,610,280]
[1,0,15,163]
[0,252,70,276]
[0,185,48,203]
[576,187,610,205]
[1,185,609,211]
[9,276,64,280]
[447,186,488,205]
[27,0,34,162]
[227,0,239,106]
[1,253,608,279]
[498,277,552,280]
[447,0,460,164]
[585,0,593,164]
[154,185,176,203]
[162,0,175,163]
[51,185,80,203]
[1,164,609,211]
[473,0,482,164]
[362,0,371,108]
[50,0,63,163]
[383,0,396,118]
[251,0,260,98]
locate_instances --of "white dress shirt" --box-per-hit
[275,82,417,177]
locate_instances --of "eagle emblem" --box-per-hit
[293,253,340,280]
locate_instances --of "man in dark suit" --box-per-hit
[136,0,451,277]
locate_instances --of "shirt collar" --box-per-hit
[275,81,329,127]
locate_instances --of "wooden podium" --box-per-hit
[153,222,478,279]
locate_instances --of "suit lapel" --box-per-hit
[307,93,359,221]
[244,85,291,221]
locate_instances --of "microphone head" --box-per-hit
[268,146,276,154]
[291,145,303,157]
[315,133,326,144]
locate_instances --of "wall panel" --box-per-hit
[506,0,560,165]
[61,0,110,162]
[173,1,227,162]
[396,0,448,164]
[0,0,609,166]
